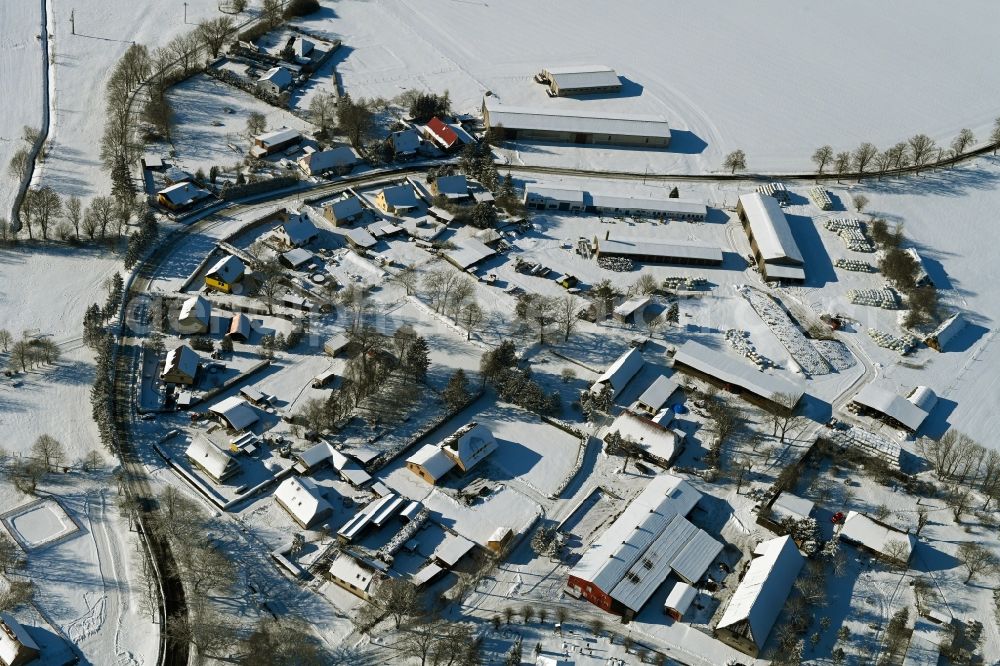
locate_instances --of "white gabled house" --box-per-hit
[274,475,334,528]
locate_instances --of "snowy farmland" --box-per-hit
[295,0,1000,173]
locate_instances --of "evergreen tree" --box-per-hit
[442,369,470,412]
[404,336,430,383]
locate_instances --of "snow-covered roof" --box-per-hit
[907,386,938,414]
[162,345,199,380]
[770,491,814,522]
[926,313,966,350]
[158,181,208,207]
[588,193,707,217]
[759,263,806,281]
[185,435,239,482]
[164,166,192,184]
[295,37,314,57]
[298,146,358,175]
[179,294,211,326]
[208,396,259,431]
[839,511,916,563]
[433,532,476,567]
[664,581,697,616]
[738,192,803,265]
[853,384,930,432]
[593,347,644,396]
[344,226,378,249]
[406,443,457,482]
[672,341,805,409]
[0,612,38,665]
[614,295,651,319]
[598,237,723,263]
[338,493,398,541]
[274,475,333,527]
[239,385,266,404]
[412,562,445,586]
[255,127,302,148]
[441,423,497,472]
[280,211,318,246]
[444,237,496,269]
[433,174,468,197]
[524,185,586,205]
[402,216,446,241]
[327,195,364,220]
[569,474,708,611]
[258,66,293,89]
[637,375,680,412]
[484,97,670,140]
[666,523,724,584]
[543,64,620,91]
[380,184,420,209]
[903,619,945,666]
[608,411,680,465]
[716,535,804,651]
[206,255,245,284]
[281,247,313,268]
[328,553,376,594]
[391,129,421,153]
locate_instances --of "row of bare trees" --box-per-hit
[813,119,1000,182]
[920,430,1000,517]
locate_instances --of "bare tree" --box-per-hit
[946,484,973,523]
[991,117,1000,155]
[851,194,869,214]
[0,329,11,352]
[767,396,807,443]
[812,145,833,177]
[950,128,975,159]
[873,149,894,180]
[261,0,283,28]
[852,142,878,180]
[957,541,998,584]
[31,185,62,240]
[196,16,235,58]
[255,259,285,315]
[908,134,936,171]
[555,294,580,342]
[722,149,747,174]
[8,148,29,182]
[389,265,418,296]
[308,92,338,138]
[31,435,65,471]
[515,293,558,344]
[458,300,485,340]
[833,151,852,183]
[915,508,929,535]
[65,195,82,238]
[246,111,266,138]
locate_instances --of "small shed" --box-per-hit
[664,581,697,621]
[324,333,350,357]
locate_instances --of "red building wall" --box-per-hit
[567,575,616,613]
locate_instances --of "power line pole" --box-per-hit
[70,9,75,35]
[183,2,188,24]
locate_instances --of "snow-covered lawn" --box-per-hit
[164,74,314,176]
[0,1,43,215]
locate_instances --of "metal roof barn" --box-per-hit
[483,97,670,141]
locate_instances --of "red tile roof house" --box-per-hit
[423,117,462,151]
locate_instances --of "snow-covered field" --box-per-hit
[0,1,43,216]
[296,0,1000,173]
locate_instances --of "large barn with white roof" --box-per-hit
[714,535,804,656]
[565,474,723,618]
[736,192,805,283]
[482,97,670,147]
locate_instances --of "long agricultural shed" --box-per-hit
[671,340,805,412]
